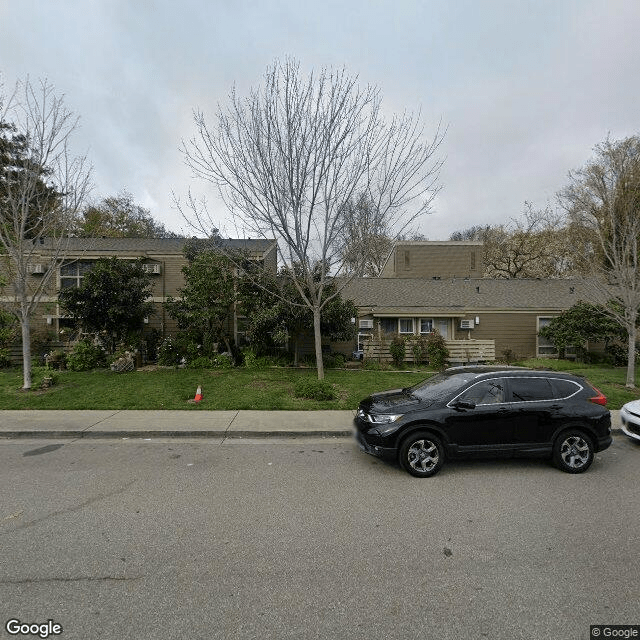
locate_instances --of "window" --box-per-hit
[404,250,410,270]
[470,251,476,271]
[380,318,397,335]
[399,318,414,334]
[537,317,557,356]
[420,319,433,334]
[60,260,95,289]
[457,380,506,405]
[551,379,582,399]
[510,377,554,402]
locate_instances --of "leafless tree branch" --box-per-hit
[180,58,444,378]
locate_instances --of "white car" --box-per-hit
[620,400,640,442]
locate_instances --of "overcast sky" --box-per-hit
[1,0,639,240]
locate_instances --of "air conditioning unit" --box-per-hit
[460,319,475,329]
[359,319,374,329]
[29,264,44,274]
[142,264,161,274]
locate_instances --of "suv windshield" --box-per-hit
[409,371,478,401]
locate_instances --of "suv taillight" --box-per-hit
[588,386,607,406]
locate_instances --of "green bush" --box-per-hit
[389,335,406,367]
[604,343,627,367]
[186,356,215,369]
[323,353,346,368]
[67,340,107,371]
[0,348,12,368]
[243,349,275,369]
[243,349,265,369]
[158,337,182,366]
[294,378,338,401]
[426,331,449,371]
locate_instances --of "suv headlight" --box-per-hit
[367,413,403,424]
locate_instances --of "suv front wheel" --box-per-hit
[553,430,594,473]
[399,432,444,478]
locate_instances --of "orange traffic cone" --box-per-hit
[194,385,203,403]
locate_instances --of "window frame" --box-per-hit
[419,318,434,334]
[449,378,508,407]
[398,318,414,334]
[59,260,96,290]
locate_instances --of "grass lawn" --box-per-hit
[0,366,428,411]
[1,360,638,410]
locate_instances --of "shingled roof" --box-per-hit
[341,277,600,314]
[38,237,276,253]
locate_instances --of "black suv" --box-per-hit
[354,366,612,477]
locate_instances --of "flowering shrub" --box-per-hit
[389,335,406,367]
[158,337,181,367]
[425,331,449,371]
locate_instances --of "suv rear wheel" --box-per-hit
[399,432,444,478]
[553,430,594,473]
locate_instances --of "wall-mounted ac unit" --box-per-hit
[29,264,44,274]
[142,264,161,274]
[460,319,475,329]
[359,319,374,329]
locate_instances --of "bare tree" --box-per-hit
[559,135,640,388]
[181,58,444,378]
[450,204,573,278]
[338,192,396,277]
[0,78,92,389]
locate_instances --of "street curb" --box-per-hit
[0,429,623,439]
[0,430,355,440]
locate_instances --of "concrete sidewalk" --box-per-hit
[0,409,623,439]
[0,409,357,439]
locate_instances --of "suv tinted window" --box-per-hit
[551,378,582,399]
[510,377,554,402]
[457,379,506,405]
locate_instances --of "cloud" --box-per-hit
[1,0,639,240]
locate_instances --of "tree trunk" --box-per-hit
[626,319,637,389]
[313,305,324,380]
[21,313,32,391]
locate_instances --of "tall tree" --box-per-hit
[0,78,91,389]
[450,204,572,278]
[75,191,178,238]
[166,251,237,355]
[181,58,444,378]
[538,301,625,361]
[58,258,154,354]
[559,135,640,388]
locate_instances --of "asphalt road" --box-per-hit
[0,434,638,640]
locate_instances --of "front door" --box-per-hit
[437,319,449,339]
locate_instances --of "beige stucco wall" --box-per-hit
[380,242,484,279]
